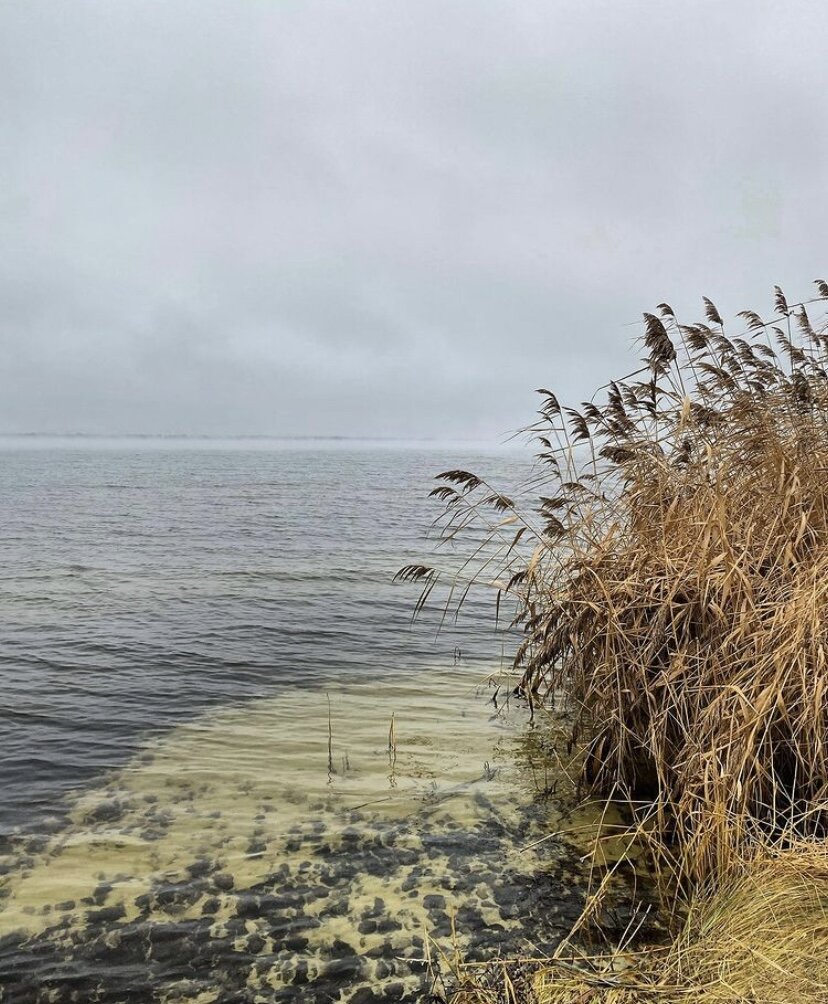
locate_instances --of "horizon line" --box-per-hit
[0,431,525,444]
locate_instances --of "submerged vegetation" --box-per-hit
[400,281,828,1002]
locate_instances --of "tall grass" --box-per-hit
[399,281,828,888]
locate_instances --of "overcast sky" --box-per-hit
[1,1,826,439]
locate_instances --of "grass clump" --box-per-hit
[451,842,828,1004]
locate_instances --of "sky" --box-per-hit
[1,1,826,440]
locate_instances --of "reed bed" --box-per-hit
[401,280,828,888]
[401,282,828,1002]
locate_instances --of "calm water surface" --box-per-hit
[0,440,584,1004]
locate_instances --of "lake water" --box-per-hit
[0,439,587,1003]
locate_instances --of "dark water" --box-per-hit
[0,439,590,1004]
[0,439,526,832]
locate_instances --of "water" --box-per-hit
[0,439,587,1003]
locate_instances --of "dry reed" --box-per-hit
[450,842,828,1004]
[400,280,828,888]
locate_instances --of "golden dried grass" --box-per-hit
[450,842,828,1004]
[402,282,828,887]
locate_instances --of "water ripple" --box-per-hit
[0,442,530,835]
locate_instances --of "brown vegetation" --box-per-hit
[451,842,828,1004]
[402,280,828,886]
[401,282,828,1002]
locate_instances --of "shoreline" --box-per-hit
[0,666,594,1003]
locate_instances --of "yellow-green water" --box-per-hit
[0,666,588,1003]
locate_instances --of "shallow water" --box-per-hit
[0,666,591,1002]
[0,439,587,1002]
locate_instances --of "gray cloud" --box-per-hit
[1,0,826,437]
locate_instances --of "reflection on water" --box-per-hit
[0,666,587,1003]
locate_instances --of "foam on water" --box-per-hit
[0,441,602,1002]
[0,666,592,1002]
[0,442,533,834]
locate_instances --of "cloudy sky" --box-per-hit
[1,1,825,439]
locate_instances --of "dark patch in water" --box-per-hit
[0,807,587,1004]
